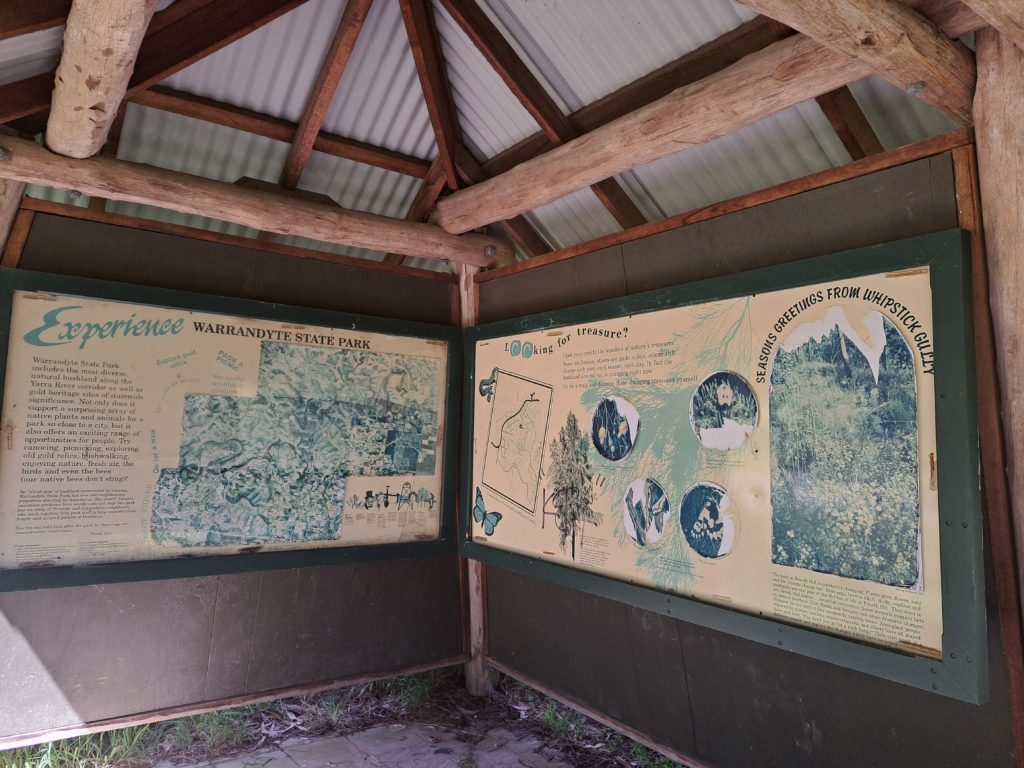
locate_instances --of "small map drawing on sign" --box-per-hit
[481,370,553,516]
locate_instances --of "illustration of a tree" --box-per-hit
[548,412,598,560]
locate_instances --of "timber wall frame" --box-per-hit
[2,130,1023,766]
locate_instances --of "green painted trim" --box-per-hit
[0,267,460,591]
[462,230,987,704]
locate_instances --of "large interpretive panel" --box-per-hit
[463,232,986,700]
[0,271,455,582]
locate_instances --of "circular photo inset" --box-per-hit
[679,482,738,559]
[689,371,758,450]
[623,478,671,547]
[591,396,640,461]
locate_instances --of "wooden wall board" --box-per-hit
[20,214,454,325]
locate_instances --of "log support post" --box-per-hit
[456,263,498,696]
[974,27,1024,628]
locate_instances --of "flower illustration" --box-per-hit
[716,382,735,406]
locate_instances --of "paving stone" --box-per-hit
[483,729,542,755]
[469,747,530,768]
[212,749,298,768]
[516,752,568,768]
[416,725,473,760]
[285,735,377,768]
[348,724,444,763]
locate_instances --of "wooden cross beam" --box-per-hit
[0,134,510,267]
[435,34,871,234]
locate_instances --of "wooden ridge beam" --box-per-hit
[46,0,159,158]
[280,0,373,189]
[132,86,431,179]
[0,134,508,267]
[436,34,870,234]
[1,0,311,134]
[961,0,1024,50]
[0,1,70,41]
[739,0,976,123]
[438,0,645,229]
[401,0,461,189]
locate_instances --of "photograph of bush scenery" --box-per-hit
[769,309,920,588]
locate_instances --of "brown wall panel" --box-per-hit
[480,153,1016,767]
[0,215,462,741]
[19,214,453,325]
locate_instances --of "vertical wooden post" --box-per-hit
[456,263,496,695]
[952,143,1024,764]
[974,27,1024,625]
[0,178,26,255]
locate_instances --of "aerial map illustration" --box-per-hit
[152,342,440,547]
[480,369,553,515]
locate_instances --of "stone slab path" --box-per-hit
[155,724,570,768]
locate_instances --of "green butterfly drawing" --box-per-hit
[473,487,502,536]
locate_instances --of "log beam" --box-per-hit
[436,34,870,234]
[0,0,311,134]
[383,157,447,266]
[46,0,158,158]
[280,0,373,189]
[739,0,976,123]
[0,134,508,267]
[974,26,1024,627]
[961,1,1024,50]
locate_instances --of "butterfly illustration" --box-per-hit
[473,487,502,536]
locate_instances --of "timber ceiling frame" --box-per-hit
[0,0,992,267]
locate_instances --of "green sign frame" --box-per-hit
[461,230,987,704]
[0,268,461,591]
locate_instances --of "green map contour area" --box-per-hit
[151,342,440,547]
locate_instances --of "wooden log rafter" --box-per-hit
[0,134,509,267]
[400,0,462,190]
[739,0,977,124]
[436,34,872,234]
[46,0,159,158]
[765,20,885,159]
[279,0,374,189]
[131,86,432,178]
[0,0,313,134]
[0,179,27,255]
[438,0,647,229]
[960,0,1024,51]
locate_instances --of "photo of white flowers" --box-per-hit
[769,308,920,588]
[689,371,758,450]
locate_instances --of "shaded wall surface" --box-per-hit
[0,215,463,740]
[481,154,1016,768]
